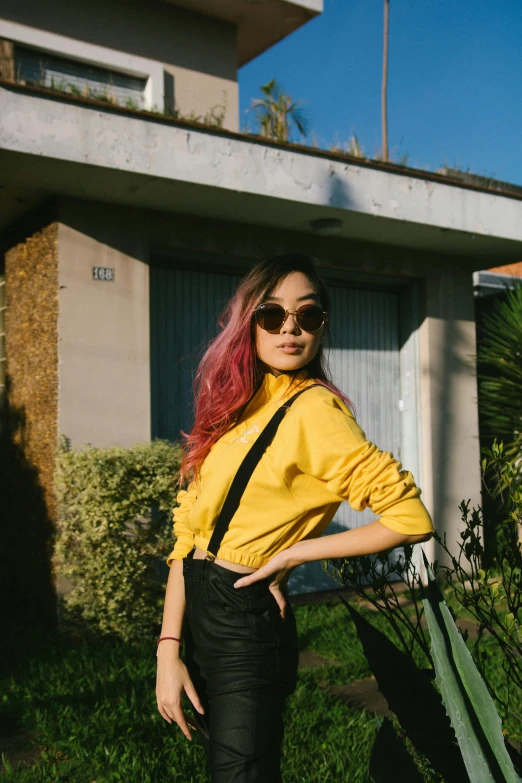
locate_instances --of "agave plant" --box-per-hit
[331,544,522,781]
[422,551,521,783]
[248,78,310,142]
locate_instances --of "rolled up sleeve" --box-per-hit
[166,481,198,566]
[284,390,434,536]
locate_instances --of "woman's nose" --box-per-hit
[281,312,301,334]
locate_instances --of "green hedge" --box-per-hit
[55,437,182,641]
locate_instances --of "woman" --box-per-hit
[156,253,433,782]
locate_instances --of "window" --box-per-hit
[14,45,147,109]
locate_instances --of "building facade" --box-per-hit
[2,0,522,602]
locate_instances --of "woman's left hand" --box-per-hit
[234,548,301,619]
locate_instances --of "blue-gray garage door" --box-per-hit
[151,263,401,593]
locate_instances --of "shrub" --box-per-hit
[54,437,182,641]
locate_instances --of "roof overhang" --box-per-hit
[474,270,522,297]
[1,83,522,264]
[161,0,322,66]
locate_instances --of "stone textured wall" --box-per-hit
[5,222,59,519]
[0,39,14,81]
[2,223,59,630]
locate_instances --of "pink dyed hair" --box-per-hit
[179,253,354,485]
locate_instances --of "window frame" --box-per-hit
[0,19,164,110]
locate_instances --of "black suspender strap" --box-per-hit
[205,383,321,560]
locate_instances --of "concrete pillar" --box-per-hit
[419,267,481,565]
[57,222,151,448]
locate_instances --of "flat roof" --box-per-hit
[1,81,521,263]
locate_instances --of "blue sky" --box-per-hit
[239,0,522,185]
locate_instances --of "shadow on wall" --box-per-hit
[0,376,56,642]
[430,283,479,564]
[327,169,355,212]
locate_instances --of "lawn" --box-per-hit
[1,599,384,783]
[2,594,519,782]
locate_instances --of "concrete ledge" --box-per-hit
[2,83,522,258]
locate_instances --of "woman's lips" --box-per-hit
[277,344,302,354]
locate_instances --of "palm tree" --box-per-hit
[478,284,522,487]
[381,0,390,162]
[249,79,310,143]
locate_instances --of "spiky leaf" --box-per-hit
[341,598,467,782]
[422,552,521,783]
[369,718,425,783]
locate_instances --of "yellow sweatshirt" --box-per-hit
[167,371,433,569]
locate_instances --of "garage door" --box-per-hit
[151,264,402,593]
[151,265,242,442]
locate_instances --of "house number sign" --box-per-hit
[92,266,115,281]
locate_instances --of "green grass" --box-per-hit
[2,597,520,781]
[0,602,380,782]
[283,671,377,782]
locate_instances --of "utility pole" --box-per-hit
[381,0,389,162]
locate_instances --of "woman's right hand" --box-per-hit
[156,647,205,740]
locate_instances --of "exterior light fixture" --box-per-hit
[310,218,343,236]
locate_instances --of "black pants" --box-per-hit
[182,553,299,782]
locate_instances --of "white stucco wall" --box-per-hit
[162,63,238,130]
[57,222,151,448]
[418,268,481,564]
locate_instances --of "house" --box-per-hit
[2,0,522,610]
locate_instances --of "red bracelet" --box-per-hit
[157,636,183,648]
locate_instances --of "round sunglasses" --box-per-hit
[253,303,327,333]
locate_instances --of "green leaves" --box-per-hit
[342,599,468,782]
[54,439,182,640]
[331,436,522,777]
[422,553,521,783]
[436,445,522,722]
[478,285,522,488]
[248,78,310,142]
